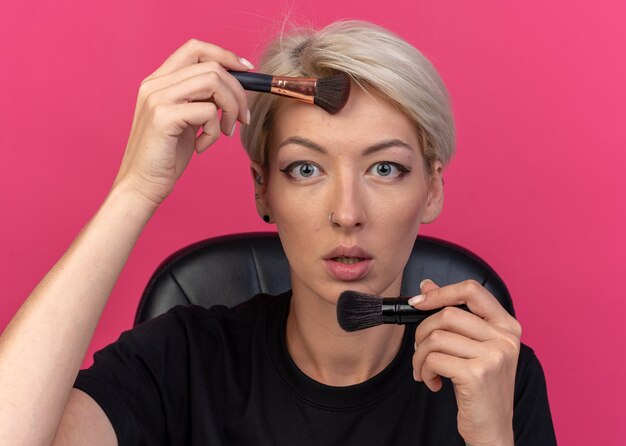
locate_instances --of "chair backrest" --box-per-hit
[135,232,514,326]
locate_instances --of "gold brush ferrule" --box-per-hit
[270,76,317,104]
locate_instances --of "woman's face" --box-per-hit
[254,84,443,305]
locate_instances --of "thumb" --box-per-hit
[419,278,439,294]
[408,278,439,307]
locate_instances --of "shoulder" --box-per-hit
[162,291,289,329]
[513,343,558,443]
[93,292,289,360]
[130,291,290,344]
[516,343,546,379]
[514,342,551,394]
[513,343,552,414]
[73,292,292,444]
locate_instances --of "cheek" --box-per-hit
[370,185,427,271]
[372,182,426,230]
[268,181,324,225]
[267,180,327,257]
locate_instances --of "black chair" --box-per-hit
[135,232,514,326]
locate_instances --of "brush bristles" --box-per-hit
[337,290,383,332]
[314,73,351,114]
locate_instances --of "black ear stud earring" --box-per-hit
[256,175,269,222]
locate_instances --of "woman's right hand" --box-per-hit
[112,38,253,208]
[0,39,255,446]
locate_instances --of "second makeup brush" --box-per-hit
[336,290,470,332]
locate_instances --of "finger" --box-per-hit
[148,38,254,80]
[413,329,487,382]
[411,279,513,327]
[141,61,249,124]
[419,352,467,392]
[414,306,498,346]
[153,71,240,136]
[152,101,219,142]
[419,278,440,294]
[195,105,221,154]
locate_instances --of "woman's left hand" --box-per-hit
[410,279,521,446]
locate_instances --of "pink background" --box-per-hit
[1,1,624,444]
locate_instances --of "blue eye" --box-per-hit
[280,161,322,180]
[298,163,316,177]
[376,163,392,176]
[369,162,409,178]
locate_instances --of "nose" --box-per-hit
[328,173,366,229]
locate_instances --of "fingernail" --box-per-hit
[239,57,254,70]
[413,342,417,351]
[420,279,432,290]
[246,109,251,125]
[228,122,236,137]
[413,370,418,381]
[408,294,425,306]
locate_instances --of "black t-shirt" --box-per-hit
[74,291,556,445]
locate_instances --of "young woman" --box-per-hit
[0,20,555,445]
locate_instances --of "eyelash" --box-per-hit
[279,161,320,179]
[371,162,411,176]
[279,161,411,181]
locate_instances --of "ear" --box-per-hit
[420,160,444,224]
[250,161,273,223]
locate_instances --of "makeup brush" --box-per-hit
[228,70,351,114]
[336,290,470,332]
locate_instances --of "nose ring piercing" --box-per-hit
[329,211,338,226]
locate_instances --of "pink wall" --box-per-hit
[1,1,624,443]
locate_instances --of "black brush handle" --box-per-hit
[382,297,470,325]
[227,70,273,93]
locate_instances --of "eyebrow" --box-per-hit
[276,136,415,156]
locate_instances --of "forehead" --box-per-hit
[270,84,420,155]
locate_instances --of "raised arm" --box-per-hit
[0,39,253,445]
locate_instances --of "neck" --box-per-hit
[285,283,405,387]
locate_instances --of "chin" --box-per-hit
[317,275,401,306]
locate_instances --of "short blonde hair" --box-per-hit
[240,19,455,174]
